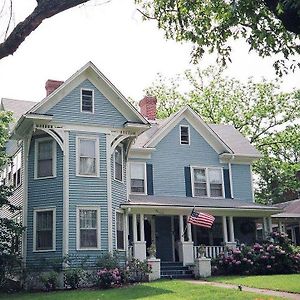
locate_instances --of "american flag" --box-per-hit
[188,209,215,228]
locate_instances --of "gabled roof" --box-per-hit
[1,98,36,124]
[132,106,261,158]
[29,61,148,124]
[273,199,300,218]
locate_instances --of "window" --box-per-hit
[114,145,123,181]
[34,208,55,251]
[130,162,146,194]
[81,89,94,113]
[180,125,190,145]
[116,212,125,250]
[77,137,99,176]
[35,138,56,179]
[12,151,22,188]
[77,207,100,250]
[192,167,224,198]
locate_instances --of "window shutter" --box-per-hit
[223,169,232,198]
[184,166,192,197]
[146,164,154,195]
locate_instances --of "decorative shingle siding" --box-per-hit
[26,137,63,269]
[68,131,109,264]
[147,118,228,197]
[47,80,127,127]
[231,164,253,201]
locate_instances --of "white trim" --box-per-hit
[179,125,190,145]
[115,209,126,251]
[191,166,225,198]
[34,137,57,180]
[76,205,101,251]
[250,165,255,203]
[80,88,94,114]
[33,207,56,252]
[76,135,100,177]
[128,161,147,195]
[63,130,69,257]
[228,162,234,198]
[113,144,124,183]
[106,134,113,252]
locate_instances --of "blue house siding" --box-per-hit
[67,131,109,265]
[231,164,253,201]
[148,119,227,197]
[47,80,127,127]
[26,137,63,269]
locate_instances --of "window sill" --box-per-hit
[76,247,102,251]
[33,249,56,253]
[76,174,99,178]
[34,176,56,180]
[114,178,124,184]
[129,192,147,195]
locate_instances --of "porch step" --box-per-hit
[160,262,194,279]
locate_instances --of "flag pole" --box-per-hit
[182,206,195,238]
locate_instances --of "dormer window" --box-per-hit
[81,89,94,113]
[180,125,190,145]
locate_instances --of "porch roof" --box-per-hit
[272,199,300,219]
[121,195,280,216]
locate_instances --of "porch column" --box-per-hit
[228,216,235,242]
[267,217,273,233]
[179,215,184,242]
[222,216,228,243]
[140,214,145,242]
[151,216,156,245]
[124,212,129,257]
[132,213,146,261]
[291,226,296,244]
[263,217,268,238]
[187,219,192,242]
[278,220,283,233]
[132,214,137,242]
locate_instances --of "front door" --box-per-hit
[155,216,173,261]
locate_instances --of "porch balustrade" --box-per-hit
[194,245,225,259]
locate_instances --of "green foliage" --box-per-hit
[144,66,300,204]
[136,0,300,75]
[96,252,120,269]
[39,271,59,291]
[64,268,85,289]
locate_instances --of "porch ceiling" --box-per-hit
[121,195,281,217]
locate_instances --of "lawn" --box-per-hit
[0,280,284,300]
[208,274,300,293]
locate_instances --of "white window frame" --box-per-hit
[129,161,147,195]
[191,166,225,198]
[115,210,126,251]
[80,88,94,114]
[179,125,190,145]
[76,205,101,251]
[114,144,124,183]
[76,135,100,177]
[12,150,22,189]
[33,207,56,252]
[34,137,57,180]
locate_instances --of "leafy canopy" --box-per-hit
[144,66,300,204]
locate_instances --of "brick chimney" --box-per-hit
[45,79,64,96]
[139,96,157,120]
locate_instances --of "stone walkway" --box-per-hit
[185,279,300,300]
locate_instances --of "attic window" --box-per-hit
[81,89,94,113]
[180,125,190,145]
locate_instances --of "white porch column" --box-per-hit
[278,220,283,233]
[178,215,194,266]
[267,217,273,233]
[132,214,146,261]
[179,215,184,242]
[291,226,296,244]
[228,216,235,242]
[187,221,192,242]
[263,217,268,238]
[124,212,129,257]
[222,216,228,243]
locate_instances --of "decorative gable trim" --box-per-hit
[29,62,148,125]
[145,106,233,154]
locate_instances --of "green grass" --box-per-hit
[0,280,284,300]
[208,274,300,293]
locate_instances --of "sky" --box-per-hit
[0,0,299,104]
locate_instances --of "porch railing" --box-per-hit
[194,245,225,260]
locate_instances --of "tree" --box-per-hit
[144,66,300,204]
[136,0,300,75]
[0,111,24,290]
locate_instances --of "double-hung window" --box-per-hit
[114,145,123,181]
[180,125,190,145]
[12,151,22,188]
[81,89,94,113]
[77,207,100,250]
[35,138,56,179]
[192,167,224,198]
[77,137,99,177]
[116,212,125,250]
[34,208,56,251]
[130,162,146,194]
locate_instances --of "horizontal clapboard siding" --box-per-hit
[27,137,63,268]
[47,80,127,127]
[231,164,253,201]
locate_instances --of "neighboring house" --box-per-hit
[0,62,280,272]
[272,199,300,245]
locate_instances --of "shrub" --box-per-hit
[96,252,120,269]
[64,268,85,289]
[126,258,152,283]
[39,271,58,291]
[94,268,121,289]
[212,232,300,276]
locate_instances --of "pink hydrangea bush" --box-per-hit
[95,268,121,289]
